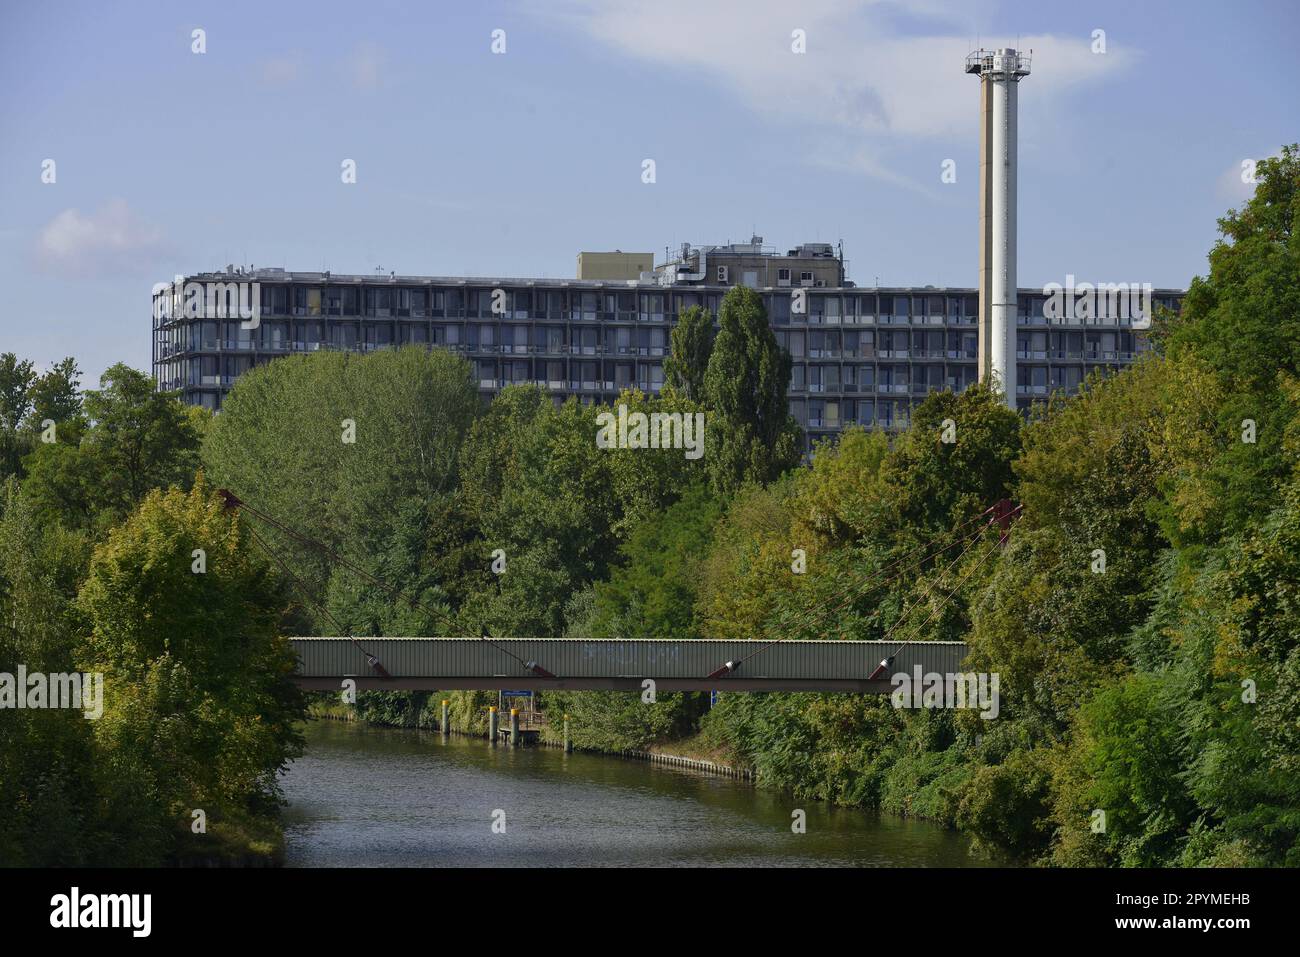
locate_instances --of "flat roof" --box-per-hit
[172,271,1186,296]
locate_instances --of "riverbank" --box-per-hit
[306,696,754,780]
[308,698,754,780]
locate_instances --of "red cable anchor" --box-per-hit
[986,499,1021,546]
[706,660,740,680]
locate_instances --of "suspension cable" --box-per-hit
[866,503,1020,679]
[244,520,393,679]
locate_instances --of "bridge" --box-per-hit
[288,637,970,694]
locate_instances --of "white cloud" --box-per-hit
[35,199,166,277]
[1216,151,1278,204]
[538,0,1137,182]
[807,145,940,199]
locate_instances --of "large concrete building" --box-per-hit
[152,49,1185,449]
[151,244,1181,451]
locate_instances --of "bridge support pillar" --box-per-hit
[440,699,449,737]
[488,706,499,745]
[563,714,572,754]
[510,708,520,748]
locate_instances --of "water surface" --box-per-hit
[281,720,988,868]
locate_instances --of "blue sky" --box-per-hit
[1,0,1296,384]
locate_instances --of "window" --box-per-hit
[365,288,392,317]
[513,290,533,319]
[260,285,288,316]
[778,268,791,282]
[292,287,321,316]
[641,294,664,321]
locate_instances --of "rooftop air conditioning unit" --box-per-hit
[815,279,827,287]
[716,266,729,283]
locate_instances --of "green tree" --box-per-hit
[26,357,83,433]
[0,353,36,480]
[702,286,802,497]
[878,381,1021,535]
[588,483,721,641]
[458,387,621,637]
[1158,144,1300,543]
[0,353,36,430]
[203,346,480,631]
[22,363,200,530]
[663,304,714,401]
[76,479,305,862]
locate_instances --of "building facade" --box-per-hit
[152,246,1182,450]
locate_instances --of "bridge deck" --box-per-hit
[288,637,970,694]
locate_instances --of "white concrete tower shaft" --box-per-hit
[967,47,1030,409]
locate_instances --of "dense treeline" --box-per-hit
[2,147,1296,867]
[0,363,302,864]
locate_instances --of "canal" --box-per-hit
[281,719,990,867]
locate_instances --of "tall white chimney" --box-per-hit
[967,47,1031,409]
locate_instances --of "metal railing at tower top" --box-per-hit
[964,49,1032,75]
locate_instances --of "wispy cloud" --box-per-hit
[1216,150,1279,204]
[35,199,167,278]
[537,0,1137,185]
